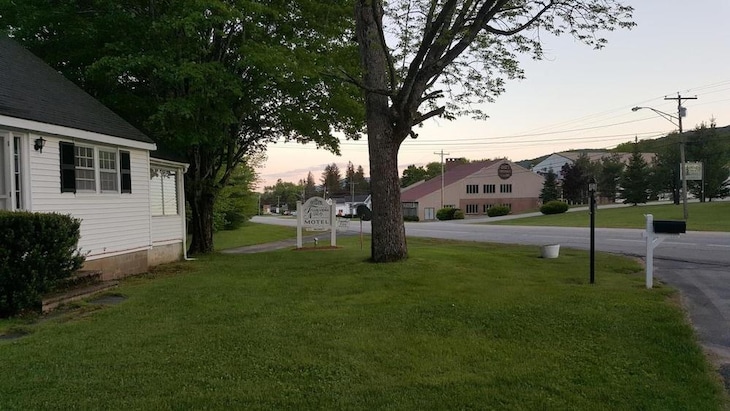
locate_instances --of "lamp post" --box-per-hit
[632,101,692,220]
[589,177,597,284]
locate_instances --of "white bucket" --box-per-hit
[540,244,560,259]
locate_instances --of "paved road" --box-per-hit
[252,215,730,370]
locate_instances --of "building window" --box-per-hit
[13,135,22,209]
[402,201,418,217]
[500,184,512,193]
[74,146,96,191]
[484,184,495,193]
[443,204,455,209]
[483,204,492,213]
[150,168,179,216]
[466,184,479,194]
[60,142,131,194]
[99,150,118,192]
[466,204,479,214]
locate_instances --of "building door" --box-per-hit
[424,207,435,220]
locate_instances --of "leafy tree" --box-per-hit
[620,143,651,205]
[597,153,624,202]
[321,163,343,197]
[213,158,261,230]
[401,165,428,187]
[2,0,364,255]
[262,180,300,213]
[353,0,634,261]
[539,169,560,203]
[650,133,681,204]
[686,122,730,201]
[560,154,596,204]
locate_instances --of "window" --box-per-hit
[484,184,495,193]
[500,184,512,193]
[402,202,418,218]
[466,184,479,194]
[483,204,492,213]
[150,168,179,216]
[99,150,117,192]
[75,146,95,191]
[466,204,479,214]
[59,142,131,194]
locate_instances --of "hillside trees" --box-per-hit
[353,0,634,261]
[2,0,364,254]
[686,122,730,201]
[597,153,625,202]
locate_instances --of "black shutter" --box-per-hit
[59,142,76,193]
[120,151,131,193]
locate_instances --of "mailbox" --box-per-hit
[652,220,686,234]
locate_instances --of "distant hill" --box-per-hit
[516,124,730,168]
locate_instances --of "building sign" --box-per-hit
[681,162,703,181]
[497,163,513,180]
[301,197,331,231]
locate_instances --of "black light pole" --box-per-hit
[589,177,597,284]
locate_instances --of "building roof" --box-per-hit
[0,37,154,144]
[401,160,500,202]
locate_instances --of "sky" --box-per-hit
[255,0,730,190]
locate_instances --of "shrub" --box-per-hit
[453,209,465,219]
[436,207,462,220]
[403,215,420,222]
[487,205,510,217]
[540,200,570,215]
[0,211,85,317]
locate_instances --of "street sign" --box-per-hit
[681,162,703,181]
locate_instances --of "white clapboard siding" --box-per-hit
[151,216,184,244]
[29,135,152,259]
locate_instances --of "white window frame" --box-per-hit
[150,167,179,216]
[98,148,119,193]
[74,145,96,192]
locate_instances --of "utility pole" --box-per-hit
[434,149,450,208]
[664,94,697,220]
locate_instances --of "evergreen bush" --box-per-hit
[487,205,510,217]
[0,211,85,317]
[540,201,570,215]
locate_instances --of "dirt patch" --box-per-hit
[88,294,127,306]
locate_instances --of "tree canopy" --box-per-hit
[353,0,634,262]
[2,0,364,254]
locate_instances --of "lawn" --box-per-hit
[489,201,730,232]
[213,222,297,250]
[0,237,726,409]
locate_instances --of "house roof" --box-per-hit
[401,160,500,202]
[0,37,154,144]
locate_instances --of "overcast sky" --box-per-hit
[256,0,730,189]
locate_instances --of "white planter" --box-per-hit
[540,244,560,259]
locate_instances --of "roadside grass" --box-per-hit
[1,237,726,409]
[489,201,730,231]
[213,222,297,250]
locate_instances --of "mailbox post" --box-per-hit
[644,214,686,289]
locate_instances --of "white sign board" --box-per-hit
[301,197,331,231]
[296,197,337,248]
[682,162,703,181]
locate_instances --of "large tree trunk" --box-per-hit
[356,0,408,262]
[368,119,407,262]
[187,184,215,255]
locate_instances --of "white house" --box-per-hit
[0,37,187,279]
[532,151,656,177]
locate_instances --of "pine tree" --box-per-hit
[539,169,560,203]
[620,143,651,205]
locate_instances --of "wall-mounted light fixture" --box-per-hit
[34,136,46,153]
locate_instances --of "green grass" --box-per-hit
[1,237,726,409]
[213,222,297,250]
[490,201,730,231]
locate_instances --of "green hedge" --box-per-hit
[0,211,85,317]
[436,207,463,221]
[487,205,510,217]
[540,200,570,215]
[403,215,420,222]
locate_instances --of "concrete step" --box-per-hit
[42,281,119,313]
